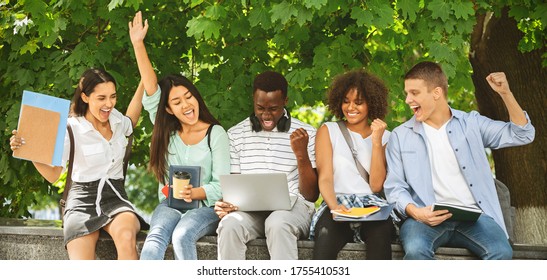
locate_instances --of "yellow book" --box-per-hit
[331,206,381,219]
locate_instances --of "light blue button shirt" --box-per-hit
[385,107,535,237]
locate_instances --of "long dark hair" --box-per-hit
[149,74,220,184]
[71,68,117,117]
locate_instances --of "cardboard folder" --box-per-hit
[12,90,70,166]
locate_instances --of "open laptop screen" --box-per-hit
[220,173,296,211]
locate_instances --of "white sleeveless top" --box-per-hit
[324,122,390,195]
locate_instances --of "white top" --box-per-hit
[228,117,316,202]
[422,121,478,208]
[62,108,133,183]
[324,122,390,195]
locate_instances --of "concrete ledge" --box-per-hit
[1,218,546,260]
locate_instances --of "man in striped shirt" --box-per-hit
[214,71,319,260]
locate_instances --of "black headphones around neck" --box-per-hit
[250,109,291,132]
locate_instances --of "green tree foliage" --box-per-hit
[1,1,544,218]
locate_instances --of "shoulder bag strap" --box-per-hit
[122,133,133,179]
[206,124,214,152]
[336,120,370,183]
[122,115,135,180]
[60,124,75,208]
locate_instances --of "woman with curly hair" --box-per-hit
[309,69,394,259]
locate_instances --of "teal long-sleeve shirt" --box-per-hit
[142,87,231,207]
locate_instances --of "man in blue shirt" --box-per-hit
[385,61,535,259]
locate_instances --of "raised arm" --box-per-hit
[368,119,387,193]
[291,128,319,202]
[129,11,158,95]
[486,72,527,126]
[125,81,145,128]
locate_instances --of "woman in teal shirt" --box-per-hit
[129,11,230,260]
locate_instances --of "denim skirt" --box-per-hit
[62,178,148,246]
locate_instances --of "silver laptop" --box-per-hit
[220,173,297,211]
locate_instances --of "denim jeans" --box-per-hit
[140,200,219,260]
[400,214,512,260]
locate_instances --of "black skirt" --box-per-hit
[62,178,148,246]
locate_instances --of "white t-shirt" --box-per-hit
[324,122,390,195]
[62,108,133,183]
[422,121,478,208]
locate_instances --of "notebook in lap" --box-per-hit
[333,203,395,221]
[220,173,297,211]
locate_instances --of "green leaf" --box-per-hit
[369,0,394,28]
[125,0,141,10]
[350,7,373,27]
[24,0,47,18]
[70,6,93,26]
[65,42,89,67]
[36,17,55,38]
[230,17,250,37]
[452,1,474,20]
[303,0,328,10]
[427,0,451,21]
[427,43,459,78]
[191,0,204,8]
[531,3,547,24]
[205,4,227,20]
[296,6,313,27]
[19,39,39,55]
[186,16,221,40]
[455,17,475,35]
[398,0,421,21]
[286,68,312,87]
[15,68,34,86]
[248,6,271,28]
[53,17,67,33]
[428,43,453,62]
[108,0,124,11]
[271,1,298,25]
[42,33,59,47]
[508,5,530,21]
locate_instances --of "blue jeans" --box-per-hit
[400,214,512,260]
[140,200,219,260]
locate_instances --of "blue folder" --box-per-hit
[18,90,70,166]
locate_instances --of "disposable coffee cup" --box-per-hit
[173,171,191,199]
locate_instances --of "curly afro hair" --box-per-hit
[326,69,388,121]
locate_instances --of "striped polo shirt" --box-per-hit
[228,117,317,198]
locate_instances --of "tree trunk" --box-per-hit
[469,7,546,245]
